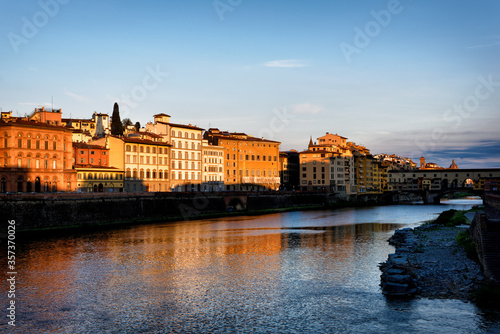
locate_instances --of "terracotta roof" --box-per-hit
[72,142,108,150]
[0,118,73,132]
[123,137,171,146]
[208,131,280,144]
[74,164,120,170]
[156,121,204,131]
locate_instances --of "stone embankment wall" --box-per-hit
[484,193,500,219]
[1,191,351,231]
[470,193,500,282]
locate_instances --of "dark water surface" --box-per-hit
[4,200,500,333]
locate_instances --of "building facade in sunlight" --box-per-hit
[146,114,203,192]
[299,132,355,195]
[204,128,281,191]
[0,110,76,193]
[201,139,224,191]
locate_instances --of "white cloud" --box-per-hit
[467,41,500,49]
[264,59,308,68]
[290,103,324,115]
[64,89,87,102]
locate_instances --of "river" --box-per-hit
[4,199,500,333]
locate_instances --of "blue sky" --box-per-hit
[1,0,500,168]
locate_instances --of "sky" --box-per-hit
[1,0,500,168]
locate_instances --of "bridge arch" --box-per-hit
[224,196,247,211]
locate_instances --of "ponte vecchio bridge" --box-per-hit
[387,168,500,203]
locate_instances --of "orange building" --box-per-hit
[28,106,64,126]
[73,142,110,166]
[0,114,76,193]
[204,128,281,191]
[73,142,124,192]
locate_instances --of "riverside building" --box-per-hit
[299,133,355,195]
[146,114,203,192]
[0,110,76,193]
[204,128,281,191]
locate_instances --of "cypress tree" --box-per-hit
[111,102,124,135]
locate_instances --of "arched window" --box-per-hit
[171,130,176,137]
[178,131,182,137]
[191,133,195,139]
[126,145,131,152]
[184,132,188,138]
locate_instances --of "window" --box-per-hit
[18,139,22,148]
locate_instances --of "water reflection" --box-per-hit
[4,203,500,333]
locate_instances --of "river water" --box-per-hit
[4,199,500,333]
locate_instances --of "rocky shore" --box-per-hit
[380,224,484,300]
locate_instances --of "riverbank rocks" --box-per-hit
[380,225,483,300]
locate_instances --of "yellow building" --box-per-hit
[123,137,171,192]
[91,135,171,192]
[353,152,384,194]
[75,166,124,193]
[204,128,281,191]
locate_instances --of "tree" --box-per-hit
[111,102,124,136]
[122,118,133,128]
[134,122,141,132]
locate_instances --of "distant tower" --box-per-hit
[308,136,313,149]
[420,156,426,169]
[94,112,110,138]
